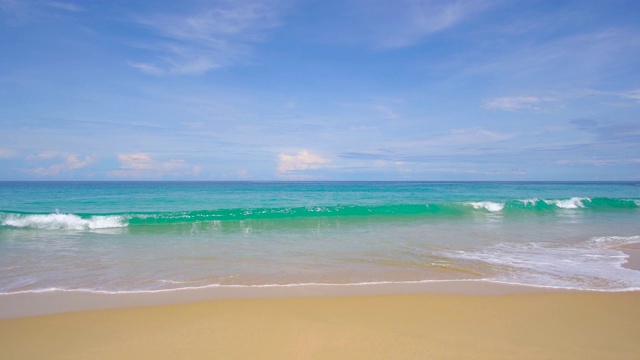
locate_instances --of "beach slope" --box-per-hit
[1,292,639,359]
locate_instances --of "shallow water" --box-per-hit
[1,181,640,292]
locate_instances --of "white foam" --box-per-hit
[519,198,539,206]
[544,197,590,209]
[589,235,640,248]
[3,277,639,297]
[437,236,640,290]
[466,201,505,212]
[158,279,192,285]
[1,213,127,230]
[0,279,536,296]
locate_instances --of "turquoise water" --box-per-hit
[1,181,640,292]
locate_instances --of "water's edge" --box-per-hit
[0,279,586,319]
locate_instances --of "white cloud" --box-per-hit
[444,128,511,144]
[277,150,330,173]
[110,153,200,178]
[127,61,165,76]
[372,105,399,120]
[25,152,93,176]
[129,0,284,75]
[65,154,93,169]
[556,158,640,166]
[339,100,403,121]
[46,2,84,12]
[485,96,558,111]
[27,151,61,160]
[0,148,17,159]
[348,0,495,49]
[389,0,491,48]
[486,88,640,112]
[620,89,640,102]
[236,169,250,178]
[116,153,154,170]
[0,0,83,24]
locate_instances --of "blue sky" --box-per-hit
[1,0,639,181]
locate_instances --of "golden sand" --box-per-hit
[2,291,640,359]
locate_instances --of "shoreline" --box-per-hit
[1,291,639,359]
[0,279,598,319]
[2,244,640,358]
[3,239,639,319]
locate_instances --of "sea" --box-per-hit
[1,181,640,294]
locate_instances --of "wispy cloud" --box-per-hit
[24,152,93,176]
[126,61,165,76]
[620,89,640,103]
[487,88,640,112]
[339,128,514,168]
[436,127,513,145]
[0,148,17,159]
[129,0,284,75]
[0,0,21,13]
[485,96,559,111]
[46,2,84,12]
[0,0,84,24]
[571,119,640,142]
[27,151,62,160]
[397,128,514,154]
[340,100,403,121]
[372,104,400,120]
[555,157,640,167]
[110,153,201,178]
[456,28,640,88]
[116,153,155,170]
[277,150,330,174]
[346,0,495,49]
[0,0,32,23]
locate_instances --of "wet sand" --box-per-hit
[620,242,640,271]
[1,291,639,359]
[0,280,550,319]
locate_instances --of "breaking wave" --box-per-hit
[1,197,637,230]
[0,213,127,230]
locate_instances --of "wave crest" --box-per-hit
[0,213,127,230]
[465,201,505,212]
[543,197,589,209]
[1,196,637,229]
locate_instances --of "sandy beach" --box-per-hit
[2,0,639,355]
[1,290,639,359]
